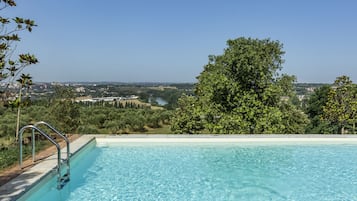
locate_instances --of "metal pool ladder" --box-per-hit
[18,122,71,189]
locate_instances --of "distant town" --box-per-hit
[1,81,329,105]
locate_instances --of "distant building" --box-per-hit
[306,87,316,92]
[75,87,85,93]
[75,95,139,103]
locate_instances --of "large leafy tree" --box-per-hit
[322,76,357,134]
[172,37,309,134]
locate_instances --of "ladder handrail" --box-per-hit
[18,125,62,182]
[33,121,71,163]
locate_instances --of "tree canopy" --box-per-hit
[172,37,309,134]
[322,76,357,134]
[304,85,336,134]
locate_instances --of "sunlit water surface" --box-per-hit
[25,143,357,201]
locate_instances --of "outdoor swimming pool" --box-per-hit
[20,140,357,201]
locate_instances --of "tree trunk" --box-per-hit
[341,126,345,135]
[353,122,356,134]
[15,89,22,141]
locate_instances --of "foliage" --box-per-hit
[0,134,51,171]
[0,100,172,141]
[47,86,80,133]
[79,106,172,134]
[0,0,38,105]
[0,144,18,170]
[322,76,357,134]
[171,95,204,134]
[304,85,338,134]
[0,0,38,142]
[172,37,309,134]
[279,102,310,134]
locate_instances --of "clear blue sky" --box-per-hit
[8,0,357,83]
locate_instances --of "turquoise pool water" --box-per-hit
[22,143,357,201]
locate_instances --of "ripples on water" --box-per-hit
[28,144,357,201]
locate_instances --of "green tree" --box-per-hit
[171,95,204,134]
[280,102,309,134]
[322,76,357,134]
[172,37,309,134]
[48,86,80,133]
[305,85,336,133]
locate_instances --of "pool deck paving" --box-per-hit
[2,134,357,201]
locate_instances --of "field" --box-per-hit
[118,99,164,110]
